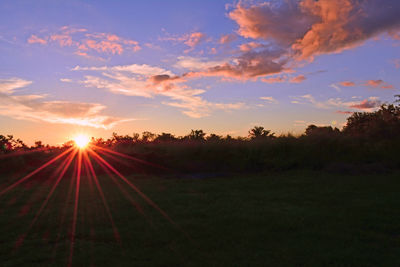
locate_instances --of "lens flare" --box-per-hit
[73,134,90,149]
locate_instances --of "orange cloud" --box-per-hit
[339,81,355,87]
[229,0,400,61]
[229,2,316,44]
[364,79,394,89]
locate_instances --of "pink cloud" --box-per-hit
[261,76,286,83]
[290,75,306,83]
[50,34,75,47]
[27,35,47,45]
[239,42,264,52]
[85,39,123,55]
[27,26,140,57]
[219,33,237,44]
[184,32,206,48]
[160,31,207,53]
[349,99,382,109]
[260,74,306,84]
[336,111,353,114]
[185,46,287,79]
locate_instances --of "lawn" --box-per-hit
[0,170,399,266]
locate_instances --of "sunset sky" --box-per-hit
[1,0,399,145]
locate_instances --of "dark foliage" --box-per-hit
[1,96,400,175]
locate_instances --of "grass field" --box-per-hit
[0,170,399,266]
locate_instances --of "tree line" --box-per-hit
[1,95,400,153]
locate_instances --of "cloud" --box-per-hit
[336,110,353,114]
[186,45,287,79]
[294,94,382,111]
[160,31,207,53]
[261,76,286,83]
[228,0,400,61]
[174,56,227,71]
[289,75,306,83]
[239,42,265,52]
[364,79,394,89]
[0,78,128,128]
[184,32,206,48]
[27,26,140,57]
[229,1,316,44]
[339,81,355,87]
[27,35,47,45]
[260,74,306,84]
[172,0,399,82]
[161,87,245,118]
[260,96,278,104]
[0,78,32,94]
[219,33,237,44]
[75,63,245,118]
[60,78,72,83]
[349,98,382,109]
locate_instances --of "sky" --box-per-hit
[0,0,399,145]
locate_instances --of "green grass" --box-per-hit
[0,171,400,266]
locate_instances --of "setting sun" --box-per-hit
[73,134,90,149]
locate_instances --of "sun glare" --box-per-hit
[73,134,90,149]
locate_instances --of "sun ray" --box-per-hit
[90,151,147,218]
[87,148,177,227]
[83,151,121,243]
[14,148,77,250]
[0,147,74,198]
[0,147,48,160]
[68,149,82,267]
[91,145,169,171]
[52,161,78,261]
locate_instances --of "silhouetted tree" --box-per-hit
[206,133,223,142]
[132,133,140,142]
[305,125,340,137]
[248,126,275,140]
[142,131,156,142]
[343,101,400,139]
[187,129,206,141]
[34,140,44,148]
[154,133,176,143]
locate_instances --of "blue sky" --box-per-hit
[0,0,399,145]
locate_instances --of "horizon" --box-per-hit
[1,0,399,146]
